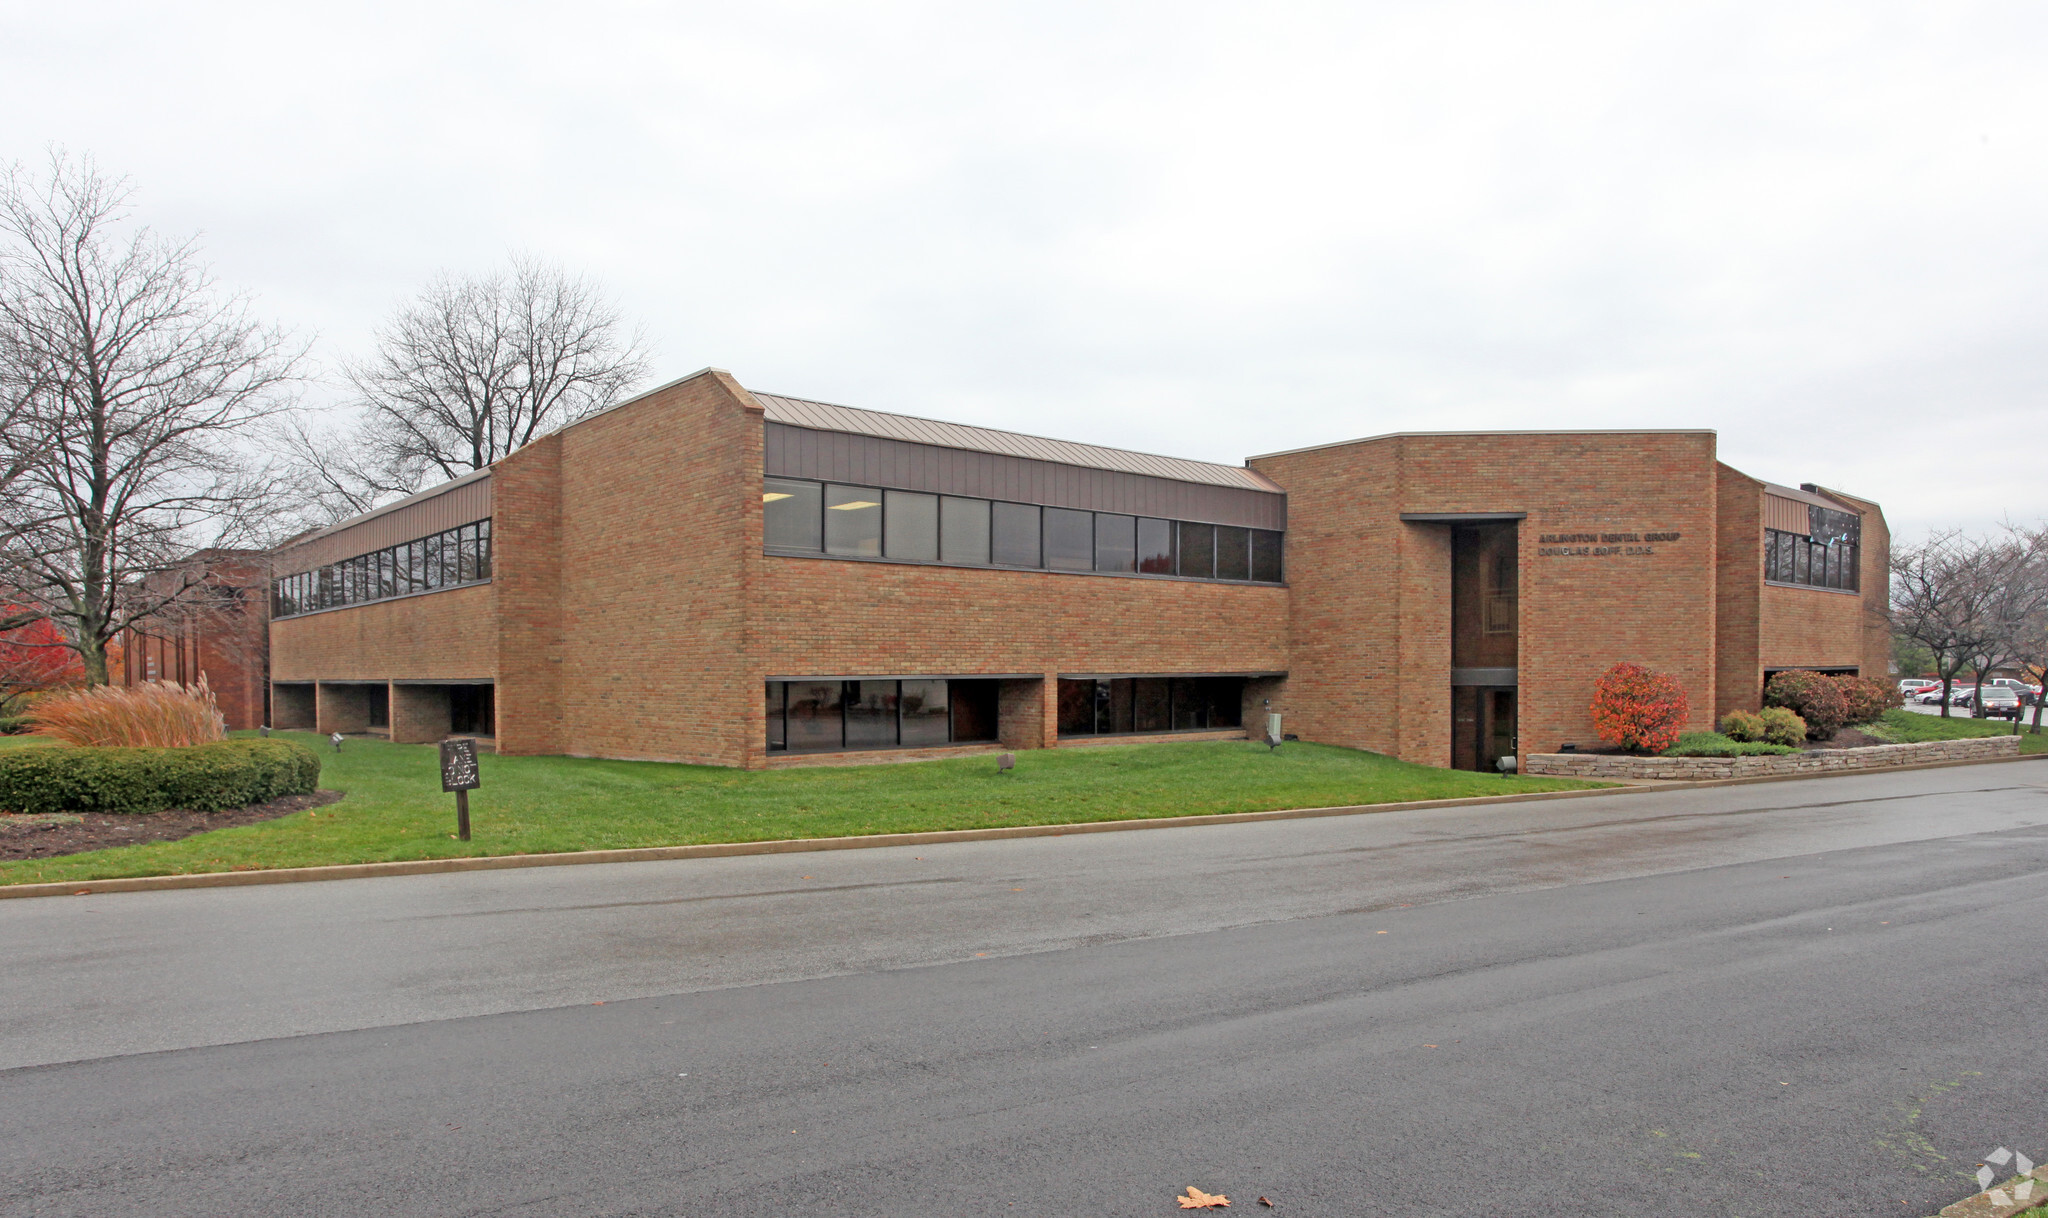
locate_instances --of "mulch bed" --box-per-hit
[0,790,344,861]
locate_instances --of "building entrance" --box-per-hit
[1451,686,1517,772]
[1449,521,1518,771]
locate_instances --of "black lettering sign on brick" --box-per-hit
[440,739,481,792]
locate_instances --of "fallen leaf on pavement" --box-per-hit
[1259,1199,1274,1208]
[1178,1186,1229,1208]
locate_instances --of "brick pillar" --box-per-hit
[493,435,564,756]
[1243,676,1288,740]
[997,676,1051,749]
[1397,523,1454,767]
[390,683,453,744]
[316,683,371,734]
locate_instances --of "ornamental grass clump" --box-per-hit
[1591,662,1691,754]
[30,676,228,748]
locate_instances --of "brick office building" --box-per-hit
[117,549,273,731]
[265,368,1887,772]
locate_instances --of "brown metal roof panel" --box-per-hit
[754,392,1283,492]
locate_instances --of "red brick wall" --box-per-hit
[1755,489,1889,679]
[751,558,1290,765]
[540,371,760,765]
[492,433,563,755]
[271,583,497,682]
[1714,465,1764,720]
[1255,432,1722,765]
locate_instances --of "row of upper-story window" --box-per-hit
[272,519,492,619]
[1764,526,1859,591]
[763,477,1284,583]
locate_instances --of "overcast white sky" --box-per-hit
[5,0,2042,536]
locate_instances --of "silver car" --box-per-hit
[1973,687,2023,719]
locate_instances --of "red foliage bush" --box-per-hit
[1762,670,1849,739]
[1591,662,1691,753]
[1832,675,1900,725]
[0,610,84,713]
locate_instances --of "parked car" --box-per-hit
[1974,687,2024,719]
[1899,679,1940,698]
[1913,686,1950,704]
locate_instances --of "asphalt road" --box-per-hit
[4,761,2047,1215]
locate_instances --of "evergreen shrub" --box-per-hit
[0,739,320,815]
[1757,706,1809,747]
[1834,675,1901,725]
[1662,730,1799,757]
[1719,709,1766,742]
[1763,670,1849,739]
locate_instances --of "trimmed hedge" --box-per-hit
[0,739,321,815]
[0,715,31,735]
[1662,730,1800,758]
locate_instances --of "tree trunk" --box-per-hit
[78,634,109,686]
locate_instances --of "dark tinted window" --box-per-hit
[1134,678,1170,731]
[785,681,843,751]
[765,682,786,751]
[900,679,949,746]
[844,680,897,748]
[1056,679,1096,735]
[1044,507,1093,571]
[992,502,1041,567]
[764,478,822,550]
[1137,518,1174,574]
[825,485,883,557]
[1216,527,1251,580]
[940,497,991,565]
[1094,513,1136,573]
[1251,529,1283,582]
[1179,522,1215,578]
[884,490,939,562]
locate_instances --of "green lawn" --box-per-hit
[1862,707,2048,754]
[0,731,1605,886]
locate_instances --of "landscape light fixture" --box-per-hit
[330,731,344,752]
[997,752,1015,775]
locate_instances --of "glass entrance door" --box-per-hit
[1452,685,1517,771]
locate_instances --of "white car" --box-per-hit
[1912,686,1949,704]
[1899,679,1940,698]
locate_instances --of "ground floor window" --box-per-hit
[765,678,999,753]
[1056,676,1244,737]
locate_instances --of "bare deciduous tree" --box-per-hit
[0,152,302,683]
[1990,523,2048,734]
[1889,530,2001,717]
[281,257,647,521]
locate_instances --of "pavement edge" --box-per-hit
[5,750,2045,901]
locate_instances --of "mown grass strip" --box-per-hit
[0,731,1604,885]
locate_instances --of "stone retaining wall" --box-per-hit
[1525,735,2022,780]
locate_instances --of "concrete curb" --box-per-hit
[4,750,2044,902]
[1935,1164,2045,1217]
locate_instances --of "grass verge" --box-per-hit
[0,732,1607,886]
[1862,708,2048,754]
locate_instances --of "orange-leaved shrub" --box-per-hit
[1591,662,1691,753]
[30,675,228,748]
[1833,675,1901,725]
[1762,670,1849,739]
